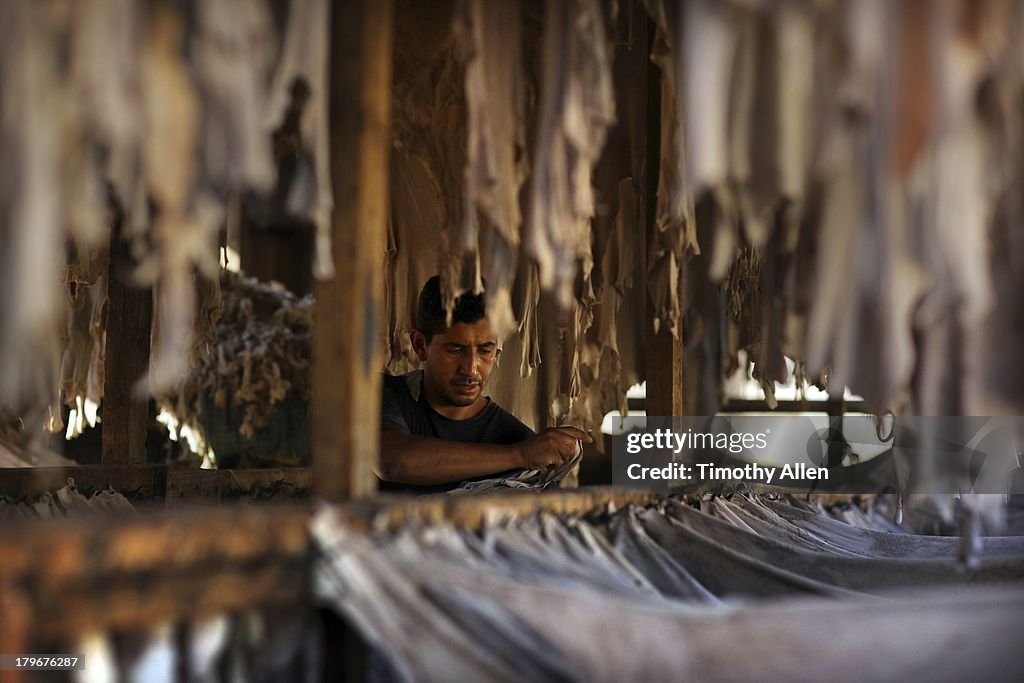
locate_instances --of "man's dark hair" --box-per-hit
[415,276,487,343]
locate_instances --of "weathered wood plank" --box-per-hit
[719,399,872,414]
[0,505,308,579]
[164,467,312,505]
[0,466,311,503]
[329,486,873,533]
[0,465,163,500]
[32,562,307,643]
[102,201,153,465]
[639,16,685,418]
[0,505,310,641]
[645,298,684,416]
[330,488,661,533]
[312,0,395,500]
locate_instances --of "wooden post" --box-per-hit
[102,203,152,465]
[825,396,847,468]
[312,0,394,500]
[640,16,685,418]
[645,298,684,416]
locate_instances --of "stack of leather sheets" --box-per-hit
[314,493,1024,682]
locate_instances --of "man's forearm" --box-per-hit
[378,430,525,485]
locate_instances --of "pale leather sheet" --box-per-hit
[313,494,1024,682]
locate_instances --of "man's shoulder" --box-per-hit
[382,370,423,402]
[380,370,430,435]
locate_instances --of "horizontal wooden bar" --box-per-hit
[679,480,877,505]
[0,505,309,582]
[30,559,308,642]
[0,505,310,642]
[331,486,874,534]
[0,466,312,504]
[329,487,662,533]
[624,398,873,415]
[164,467,312,505]
[0,465,164,501]
[719,399,871,414]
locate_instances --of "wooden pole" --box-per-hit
[102,202,152,465]
[312,0,394,500]
[645,296,685,416]
[640,16,685,418]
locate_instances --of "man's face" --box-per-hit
[412,319,499,414]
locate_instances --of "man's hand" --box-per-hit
[515,426,593,470]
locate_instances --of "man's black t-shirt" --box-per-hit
[379,371,535,492]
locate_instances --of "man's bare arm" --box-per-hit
[379,430,524,485]
[378,426,592,486]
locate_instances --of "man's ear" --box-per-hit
[410,330,429,362]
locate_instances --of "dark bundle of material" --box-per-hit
[313,492,1024,682]
[157,271,313,467]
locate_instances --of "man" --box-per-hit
[378,276,591,490]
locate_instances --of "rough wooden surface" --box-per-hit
[164,467,312,505]
[102,206,153,465]
[328,486,873,532]
[329,488,661,532]
[638,16,685,419]
[645,297,685,416]
[0,466,310,503]
[0,505,310,642]
[0,465,164,500]
[719,399,871,414]
[311,0,395,501]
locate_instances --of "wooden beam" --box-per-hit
[0,465,163,501]
[0,505,309,642]
[164,467,312,505]
[0,466,310,504]
[719,399,871,414]
[312,0,394,500]
[102,202,153,465]
[330,488,662,533]
[645,299,684,416]
[639,16,685,418]
[325,486,872,533]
